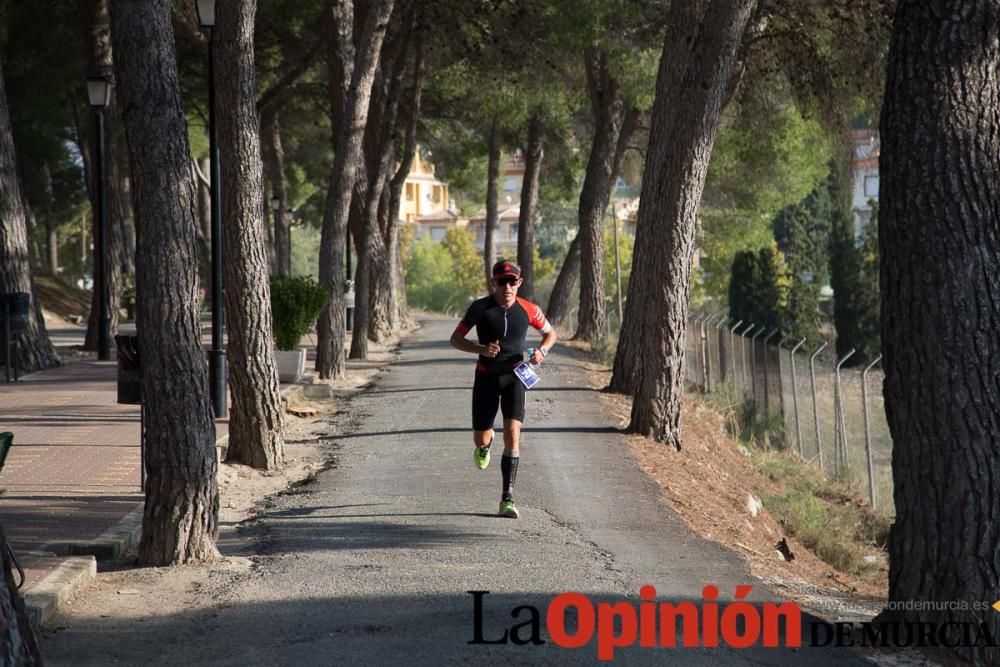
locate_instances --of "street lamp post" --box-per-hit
[86,75,112,362]
[197,0,226,418]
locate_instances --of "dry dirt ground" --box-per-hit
[561,344,947,667]
[572,356,888,619]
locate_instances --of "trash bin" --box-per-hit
[345,280,355,332]
[114,334,142,404]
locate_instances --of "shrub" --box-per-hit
[270,275,330,351]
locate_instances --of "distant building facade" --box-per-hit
[851,129,879,236]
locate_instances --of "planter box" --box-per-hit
[274,348,306,383]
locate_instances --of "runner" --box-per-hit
[449,259,557,518]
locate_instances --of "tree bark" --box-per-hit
[548,106,636,333]
[117,134,136,278]
[262,111,291,276]
[575,47,625,342]
[354,15,411,355]
[216,0,285,470]
[195,157,212,280]
[81,0,125,352]
[39,163,58,276]
[385,30,425,328]
[547,234,580,329]
[483,118,501,289]
[0,56,58,373]
[612,0,757,448]
[517,111,543,301]
[880,2,1000,662]
[0,520,41,665]
[316,0,394,379]
[110,0,219,565]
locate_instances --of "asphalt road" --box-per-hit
[42,316,870,665]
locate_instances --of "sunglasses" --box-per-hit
[495,277,519,286]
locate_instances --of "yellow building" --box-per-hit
[399,148,450,223]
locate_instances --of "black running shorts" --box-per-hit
[472,371,525,431]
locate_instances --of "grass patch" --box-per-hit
[704,382,787,449]
[755,450,890,578]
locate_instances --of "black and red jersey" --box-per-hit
[455,295,552,373]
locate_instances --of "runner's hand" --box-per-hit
[530,348,544,365]
[483,340,501,358]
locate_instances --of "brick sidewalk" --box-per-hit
[0,359,228,588]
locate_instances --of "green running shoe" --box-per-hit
[473,439,492,470]
[498,497,519,519]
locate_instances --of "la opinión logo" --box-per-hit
[468,585,802,661]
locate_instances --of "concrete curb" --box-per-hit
[42,505,144,561]
[21,385,295,628]
[24,556,96,632]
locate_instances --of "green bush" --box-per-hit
[270,275,330,351]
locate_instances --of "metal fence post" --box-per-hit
[729,320,743,394]
[834,348,856,475]
[762,329,778,417]
[739,322,754,395]
[699,314,711,392]
[777,335,792,441]
[705,313,722,391]
[790,338,807,458]
[716,316,731,386]
[809,342,828,469]
[750,326,765,406]
[861,354,883,509]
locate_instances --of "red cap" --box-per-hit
[492,259,521,280]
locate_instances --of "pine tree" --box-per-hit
[728,250,758,325]
[754,244,787,332]
[772,191,828,341]
[829,172,880,363]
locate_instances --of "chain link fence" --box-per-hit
[684,315,893,516]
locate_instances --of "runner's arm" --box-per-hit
[450,325,487,355]
[538,328,557,357]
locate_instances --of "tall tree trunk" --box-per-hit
[517,111,543,301]
[575,47,625,342]
[110,0,219,564]
[316,0,394,379]
[547,234,580,329]
[117,136,136,278]
[24,207,42,274]
[385,31,425,327]
[217,0,285,470]
[81,0,125,352]
[0,57,58,372]
[880,2,1000,662]
[196,157,212,280]
[483,118,500,289]
[41,163,58,275]
[548,106,636,332]
[0,520,41,665]
[613,0,756,447]
[356,15,411,353]
[262,111,291,276]
[46,214,58,275]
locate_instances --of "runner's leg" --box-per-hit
[499,374,525,502]
[472,371,501,445]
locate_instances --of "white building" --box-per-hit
[851,129,880,236]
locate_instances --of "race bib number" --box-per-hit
[514,361,540,389]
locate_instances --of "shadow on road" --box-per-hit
[40,590,866,666]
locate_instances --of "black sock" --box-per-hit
[501,454,519,498]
